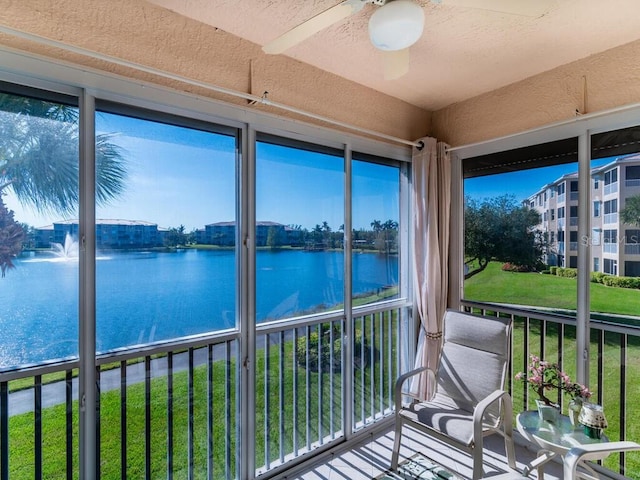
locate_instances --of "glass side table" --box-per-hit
[516,410,610,479]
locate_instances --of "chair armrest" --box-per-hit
[394,366,434,410]
[564,441,640,479]
[472,389,513,439]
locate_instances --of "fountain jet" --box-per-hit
[51,233,79,260]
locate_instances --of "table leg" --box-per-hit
[522,448,556,480]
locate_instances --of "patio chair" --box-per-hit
[392,309,516,480]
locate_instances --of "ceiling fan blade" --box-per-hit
[263,0,366,54]
[382,48,410,80]
[435,0,555,17]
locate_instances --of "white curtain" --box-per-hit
[410,137,451,399]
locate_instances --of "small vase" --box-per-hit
[584,425,603,439]
[535,399,559,423]
[568,398,582,426]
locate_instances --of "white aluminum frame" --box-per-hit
[451,103,640,386]
[0,45,412,479]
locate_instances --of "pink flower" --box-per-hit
[515,354,593,404]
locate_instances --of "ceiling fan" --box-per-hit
[262,0,555,80]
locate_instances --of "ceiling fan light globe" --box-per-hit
[368,0,425,51]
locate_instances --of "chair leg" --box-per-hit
[504,432,516,470]
[472,445,484,480]
[391,416,403,470]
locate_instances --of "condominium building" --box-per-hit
[196,221,304,247]
[526,154,640,277]
[35,219,166,249]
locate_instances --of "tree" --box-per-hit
[371,219,398,253]
[0,93,128,274]
[266,226,282,249]
[620,195,640,226]
[164,225,187,247]
[464,195,543,279]
[0,197,25,277]
[0,94,127,215]
[321,221,332,248]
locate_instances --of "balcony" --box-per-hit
[2,301,639,479]
[0,300,408,479]
[604,183,619,195]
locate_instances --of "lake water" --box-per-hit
[0,249,397,368]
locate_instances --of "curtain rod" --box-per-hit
[447,100,640,155]
[0,24,423,150]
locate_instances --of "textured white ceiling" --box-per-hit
[145,0,640,111]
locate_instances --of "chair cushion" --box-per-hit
[443,310,510,356]
[435,311,510,415]
[399,393,476,446]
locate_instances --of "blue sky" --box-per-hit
[8,107,620,231]
[5,111,398,232]
[464,158,615,202]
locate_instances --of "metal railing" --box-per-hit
[604,183,619,195]
[0,300,406,479]
[461,300,640,478]
[625,244,640,255]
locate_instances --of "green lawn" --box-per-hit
[465,262,640,319]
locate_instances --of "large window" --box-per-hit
[463,139,578,311]
[1,87,80,368]
[625,165,640,185]
[603,229,618,254]
[352,156,400,307]
[0,66,411,479]
[95,106,239,352]
[604,199,618,224]
[255,136,345,321]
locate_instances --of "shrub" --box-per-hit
[501,262,531,272]
[591,272,607,284]
[296,325,367,372]
[549,266,558,275]
[540,269,551,275]
[601,275,640,289]
[556,267,578,278]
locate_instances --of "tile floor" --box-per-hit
[294,424,563,480]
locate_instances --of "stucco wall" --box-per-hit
[432,39,640,147]
[0,0,430,143]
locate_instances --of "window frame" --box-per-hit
[451,100,640,386]
[0,50,413,479]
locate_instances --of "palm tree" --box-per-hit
[0,93,128,275]
[620,195,640,227]
[0,93,127,215]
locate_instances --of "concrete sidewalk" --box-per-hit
[8,348,214,416]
